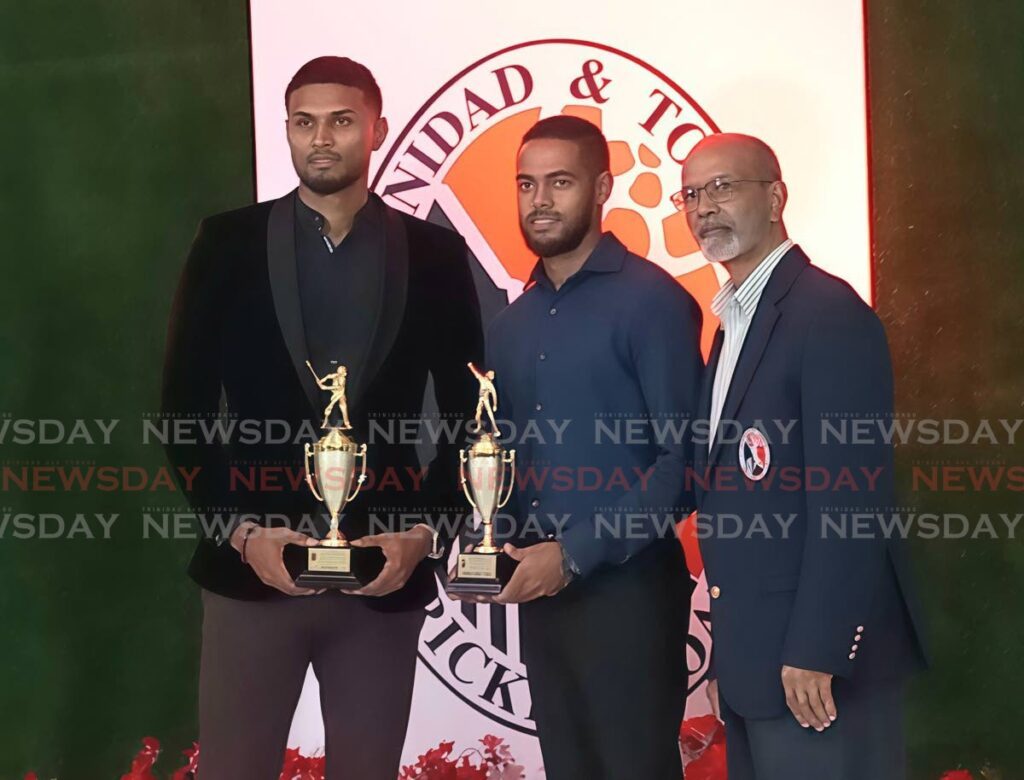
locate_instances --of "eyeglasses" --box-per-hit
[670,177,775,213]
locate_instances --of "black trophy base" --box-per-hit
[445,550,519,596]
[285,543,385,591]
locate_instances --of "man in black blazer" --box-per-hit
[681,134,927,779]
[161,57,481,779]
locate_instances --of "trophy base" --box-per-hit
[286,543,385,591]
[445,550,519,596]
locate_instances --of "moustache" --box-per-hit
[527,211,561,222]
[698,221,732,238]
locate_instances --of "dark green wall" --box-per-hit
[869,1,1024,777]
[0,1,1020,778]
[0,2,253,777]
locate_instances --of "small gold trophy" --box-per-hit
[445,363,519,595]
[293,361,382,590]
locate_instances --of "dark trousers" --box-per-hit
[519,540,692,780]
[720,678,906,780]
[198,590,425,780]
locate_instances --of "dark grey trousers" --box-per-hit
[720,677,906,780]
[198,590,425,780]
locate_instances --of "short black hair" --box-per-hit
[521,115,610,174]
[285,56,382,117]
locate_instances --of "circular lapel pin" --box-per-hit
[738,427,771,481]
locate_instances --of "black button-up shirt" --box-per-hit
[294,193,382,375]
[486,232,703,577]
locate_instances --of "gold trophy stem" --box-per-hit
[322,515,349,547]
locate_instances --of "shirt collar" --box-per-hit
[527,232,627,290]
[710,238,795,321]
[294,190,380,238]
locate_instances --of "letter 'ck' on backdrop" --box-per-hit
[249,0,871,771]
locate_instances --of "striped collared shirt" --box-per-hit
[707,239,794,451]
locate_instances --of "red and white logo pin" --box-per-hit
[738,427,771,481]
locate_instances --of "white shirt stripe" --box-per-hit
[707,239,794,451]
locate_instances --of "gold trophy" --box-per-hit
[445,363,519,595]
[292,361,382,589]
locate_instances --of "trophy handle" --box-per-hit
[304,443,324,502]
[346,443,368,503]
[497,449,516,509]
[459,448,479,510]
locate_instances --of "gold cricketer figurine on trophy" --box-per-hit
[292,360,381,589]
[445,362,519,595]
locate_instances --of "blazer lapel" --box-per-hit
[707,247,808,467]
[348,198,409,409]
[694,327,724,484]
[267,191,320,415]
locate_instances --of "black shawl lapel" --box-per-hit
[267,191,320,415]
[348,198,409,409]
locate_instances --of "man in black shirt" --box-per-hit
[161,57,482,779]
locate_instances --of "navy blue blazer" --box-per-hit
[695,245,928,718]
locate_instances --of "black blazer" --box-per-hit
[161,191,483,610]
[695,246,928,718]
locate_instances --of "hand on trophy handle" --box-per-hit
[345,443,368,503]
[304,443,324,502]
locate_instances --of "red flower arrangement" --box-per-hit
[18,733,1001,779]
[19,735,522,780]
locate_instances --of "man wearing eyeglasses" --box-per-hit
[680,133,927,779]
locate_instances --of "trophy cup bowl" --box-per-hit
[445,432,519,596]
[290,428,384,590]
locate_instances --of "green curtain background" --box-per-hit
[0,1,1020,778]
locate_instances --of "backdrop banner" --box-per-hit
[249,1,870,772]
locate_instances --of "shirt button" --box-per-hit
[530,498,540,508]
[848,652,856,660]
[549,307,557,316]
[535,403,543,411]
[710,586,721,599]
[856,625,865,633]
[539,352,546,361]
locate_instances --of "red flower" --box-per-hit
[120,737,161,780]
[685,741,727,780]
[280,747,326,780]
[680,717,727,780]
[170,742,200,780]
[940,772,974,780]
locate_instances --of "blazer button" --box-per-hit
[848,652,856,660]
[530,498,540,508]
[854,634,862,642]
[856,625,865,632]
[851,644,859,652]
[710,586,721,599]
